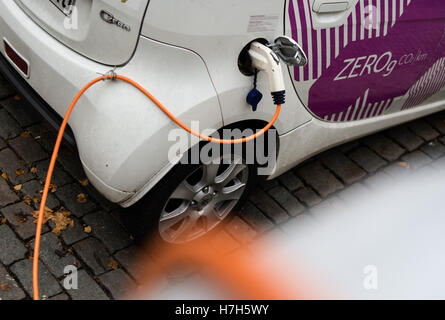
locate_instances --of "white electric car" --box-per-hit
[1,0,445,244]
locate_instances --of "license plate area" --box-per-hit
[49,0,76,16]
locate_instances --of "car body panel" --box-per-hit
[286,0,445,122]
[14,0,150,65]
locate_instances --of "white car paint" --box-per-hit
[0,0,444,208]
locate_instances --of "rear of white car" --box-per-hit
[0,0,225,205]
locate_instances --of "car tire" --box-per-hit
[123,143,258,246]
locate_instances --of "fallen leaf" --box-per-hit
[32,206,54,224]
[13,94,21,101]
[0,283,11,292]
[20,131,31,138]
[1,218,6,224]
[17,215,27,224]
[397,161,410,169]
[84,225,92,234]
[79,178,89,187]
[23,196,32,206]
[1,173,8,180]
[30,167,38,174]
[77,193,87,204]
[32,196,41,204]
[108,259,119,270]
[34,136,41,140]
[33,208,73,235]
[49,184,58,193]
[15,169,25,176]
[51,211,73,235]
[14,184,22,191]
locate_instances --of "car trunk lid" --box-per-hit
[14,0,150,66]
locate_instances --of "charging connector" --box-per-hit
[248,42,286,105]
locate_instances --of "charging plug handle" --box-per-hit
[248,42,286,105]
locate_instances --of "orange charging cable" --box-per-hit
[32,73,282,300]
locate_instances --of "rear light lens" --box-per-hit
[4,39,29,78]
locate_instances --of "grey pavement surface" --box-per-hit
[1,72,445,299]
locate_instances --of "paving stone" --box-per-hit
[72,237,112,275]
[9,135,47,164]
[114,246,161,281]
[363,171,393,191]
[386,126,423,151]
[208,230,240,255]
[338,183,369,204]
[426,116,445,134]
[268,186,305,217]
[27,122,58,153]
[258,178,279,191]
[0,263,26,300]
[348,147,388,173]
[21,180,60,210]
[249,188,289,224]
[238,202,274,233]
[0,224,27,265]
[225,216,258,244]
[0,76,15,99]
[296,162,343,198]
[0,109,21,140]
[319,150,366,184]
[34,159,72,187]
[1,202,48,240]
[293,187,322,207]
[0,148,35,185]
[337,140,360,153]
[401,151,433,170]
[0,97,42,127]
[48,293,69,300]
[55,184,96,217]
[66,269,108,300]
[84,184,118,212]
[99,269,136,299]
[0,178,19,207]
[83,211,132,253]
[278,171,303,191]
[10,259,62,299]
[362,134,405,161]
[60,216,88,245]
[310,196,346,219]
[337,141,360,153]
[420,141,445,159]
[383,162,412,179]
[408,120,440,141]
[57,145,85,180]
[0,138,6,150]
[30,233,78,278]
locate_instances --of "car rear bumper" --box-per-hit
[0,0,223,207]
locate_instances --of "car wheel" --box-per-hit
[124,149,257,246]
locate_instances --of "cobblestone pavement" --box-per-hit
[1,72,445,300]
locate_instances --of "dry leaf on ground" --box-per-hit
[32,208,74,235]
[108,259,119,270]
[30,167,38,174]
[84,225,92,234]
[20,131,31,138]
[77,193,87,204]
[397,161,410,169]
[0,282,11,291]
[79,178,89,186]
[15,169,25,176]
[1,173,8,180]
[14,184,22,191]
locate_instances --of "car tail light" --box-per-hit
[4,39,29,78]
